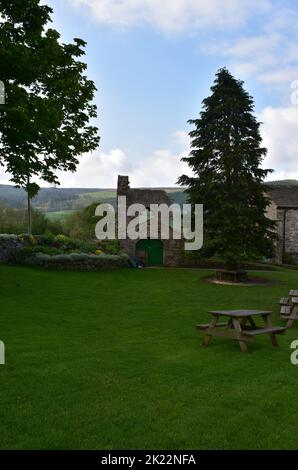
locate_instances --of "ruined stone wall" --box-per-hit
[163,239,183,266]
[117,175,183,265]
[275,208,285,264]
[264,201,284,263]
[285,209,298,260]
[266,200,277,221]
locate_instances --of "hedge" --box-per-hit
[25,252,129,270]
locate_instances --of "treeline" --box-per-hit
[0,202,103,240]
[0,185,111,211]
[0,203,62,234]
[0,184,189,211]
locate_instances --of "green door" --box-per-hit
[136,239,164,266]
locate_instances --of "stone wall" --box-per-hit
[265,201,298,264]
[0,235,25,263]
[285,209,298,261]
[117,175,183,266]
[276,208,285,264]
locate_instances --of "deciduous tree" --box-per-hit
[0,0,100,233]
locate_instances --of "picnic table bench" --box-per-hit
[289,290,298,297]
[280,295,298,328]
[197,310,286,352]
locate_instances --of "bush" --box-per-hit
[26,252,129,270]
[73,239,98,253]
[0,203,63,235]
[100,240,121,255]
[33,245,63,256]
[64,202,103,240]
[14,246,34,263]
[283,253,296,265]
[55,234,69,244]
[39,231,55,245]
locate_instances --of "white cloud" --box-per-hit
[56,109,298,186]
[129,148,190,186]
[260,105,298,180]
[258,68,298,84]
[202,5,298,87]
[56,146,190,187]
[0,166,9,185]
[173,129,190,148]
[56,148,130,187]
[0,131,191,188]
[69,0,270,33]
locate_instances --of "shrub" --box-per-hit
[283,253,296,265]
[74,239,98,253]
[33,245,63,256]
[40,231,55,245]
[14,246,34,263]
[55,234,69,244]
[64,202,103,240]
[26,252,129,270]
[0,203,63,235]
[100,240,121,255]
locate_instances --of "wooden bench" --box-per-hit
[196,310,285,352]
[242,326,286,336]
[289,290,298,297]
[279,294,298,328]
[280,306,291,315]
[197,322,228,330]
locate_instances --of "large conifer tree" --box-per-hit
[179,68,275,268]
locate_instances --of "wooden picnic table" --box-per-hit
[197,310,286,353]
[280,295,298,328]
[289,290,298,297]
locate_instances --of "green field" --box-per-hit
[45,210,76,222]
[0,265,298,449]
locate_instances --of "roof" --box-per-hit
[127,188,171,206]
[269,187,298,208]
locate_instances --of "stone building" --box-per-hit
[267,187,298,263]
[117,175,183,266]
[117,176,298,266]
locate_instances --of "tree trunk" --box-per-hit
[26,177,32,235]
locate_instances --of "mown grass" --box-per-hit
[0,265,297,449]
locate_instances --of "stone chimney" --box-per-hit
[117,175,130,196]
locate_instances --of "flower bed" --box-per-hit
[0,233,127,270]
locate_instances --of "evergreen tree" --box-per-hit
[0,0,100,234]
[178,68,275,269]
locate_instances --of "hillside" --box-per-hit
[0,184,187,212]
[0,180,296,215]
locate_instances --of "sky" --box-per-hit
[2,0,298,188]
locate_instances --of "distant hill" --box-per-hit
[1,180,297,214]
[267,179,298,187]
[0,184,187,212]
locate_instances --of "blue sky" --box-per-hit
[2,0,298,187]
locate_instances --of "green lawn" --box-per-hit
[0,265,298,450]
